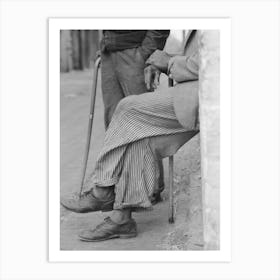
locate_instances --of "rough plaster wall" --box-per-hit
[199,30,220,250]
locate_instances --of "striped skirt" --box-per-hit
[86,90,194,210]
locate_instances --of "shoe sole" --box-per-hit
[79,233,137,242]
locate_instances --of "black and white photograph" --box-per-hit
[60,29,208,250]
[51,19,231,257]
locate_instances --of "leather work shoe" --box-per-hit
[79,217,137,242]
[60,188,115,213]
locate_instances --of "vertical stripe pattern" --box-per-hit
[86,90,189,210]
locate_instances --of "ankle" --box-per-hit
[110,209,132,224]
[93,185,114,199]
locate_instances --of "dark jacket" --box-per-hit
[101,30,170,61]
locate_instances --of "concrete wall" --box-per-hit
[199,30,220,250]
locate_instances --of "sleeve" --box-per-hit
[184,52,199,79]
[139,30,170,61]
[168,52,199,82]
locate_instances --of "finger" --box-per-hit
[144,75,149,90]
[144,71,148,87]
[144,68,148,83]
[145,77,151,91]
[145,69,152,91]
[153,71,160,90]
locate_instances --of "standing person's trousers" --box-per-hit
[87,86,199,210]
[101,47,147,129]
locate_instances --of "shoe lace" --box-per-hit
[93,217,110,231]
[80,188,94,198]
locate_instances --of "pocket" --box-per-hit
[117,47,145,67]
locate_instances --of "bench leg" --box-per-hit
[168,155,175,223]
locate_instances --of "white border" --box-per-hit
[49,18,231,262]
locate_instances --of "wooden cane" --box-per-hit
[168,77,175,223]
[79,55,101,198]
[168,155,175,223]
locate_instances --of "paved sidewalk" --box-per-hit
[60,69,203,250]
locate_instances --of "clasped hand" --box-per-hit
[144,50,172,90]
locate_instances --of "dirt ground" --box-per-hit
[60,69,203,250]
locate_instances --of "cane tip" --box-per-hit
[168,217,175,224]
